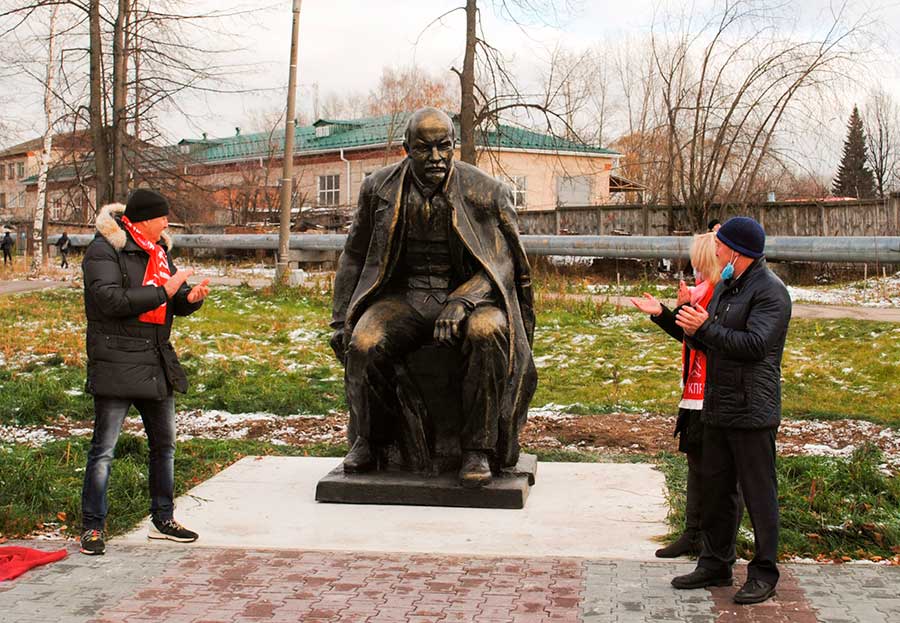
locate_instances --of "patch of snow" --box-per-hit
[528,403,580,420]
[800,443,856,458]
[0,426,55,445]
[595,314,635,328]
[547,255,594,267]
[787,274,900,308]
[287,328,321,343]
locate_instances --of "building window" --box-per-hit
[0,193,5,209]
[507,175,527,208]
[7,164,13,179]
[0,165,5,180]
[17,162,25,178]
[51,196,64,220]
[318,174,340,206]
[557,175,592,207]
[17,192,25,209]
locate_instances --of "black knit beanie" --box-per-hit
[716,216,765,259]
[124,189,169,223]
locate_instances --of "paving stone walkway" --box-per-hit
[1,541,898,623]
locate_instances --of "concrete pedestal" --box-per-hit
[315,454,537,509]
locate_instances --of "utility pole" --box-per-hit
[276,0,302,285]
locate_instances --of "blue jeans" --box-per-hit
[81,395,176,530]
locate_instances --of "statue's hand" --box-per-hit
[329,328,348,364]
[434,300,468,344]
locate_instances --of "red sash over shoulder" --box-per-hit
[679,280,714,410]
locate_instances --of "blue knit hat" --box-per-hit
[716,217,765,259]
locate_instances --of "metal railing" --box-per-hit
[54,234,900,263]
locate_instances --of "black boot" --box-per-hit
[733,578,776,604]
[671,567,733,589]
[655,530,702,558]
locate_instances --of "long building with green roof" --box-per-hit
[182,112,621,216]
[6,113,623,233]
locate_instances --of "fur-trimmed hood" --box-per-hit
[95,203,173,250]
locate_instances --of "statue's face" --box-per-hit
[406,114,454,187]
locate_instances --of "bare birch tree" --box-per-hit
[32,2,59,270]
[111,0,130,199]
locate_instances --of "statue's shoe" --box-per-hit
[343,437,375,473]
[458,451,492,488]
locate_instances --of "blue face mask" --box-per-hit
[721,253,737,280]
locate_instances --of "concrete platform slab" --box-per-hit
[121,456,668,559]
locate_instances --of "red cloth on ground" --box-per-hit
[0,546,68,581]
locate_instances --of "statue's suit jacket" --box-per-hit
[331,158,537,467]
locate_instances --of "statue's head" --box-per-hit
[404,107,455,187]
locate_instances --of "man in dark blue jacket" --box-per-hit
[79,189,210,555]
[670,216,791,605]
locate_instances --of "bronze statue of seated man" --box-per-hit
[329,107,537,488]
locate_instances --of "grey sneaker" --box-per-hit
[148,518,198,543]
[80,529,106,555]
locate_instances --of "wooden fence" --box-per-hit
[516,195,900,237]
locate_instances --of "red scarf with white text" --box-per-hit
[678,279,714,410]
[121,215,169,325]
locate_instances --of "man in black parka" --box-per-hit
[79,189,210,556]
[671,216,791,605]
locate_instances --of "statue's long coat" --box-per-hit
[331,159,537,467]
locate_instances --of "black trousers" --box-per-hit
[697,424,780,586]
[684,449,703,532]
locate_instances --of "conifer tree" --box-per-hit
[833,106,877,198]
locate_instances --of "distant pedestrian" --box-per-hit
[707,219,721,232]
[1,231,13,266]
[79,189,211,556]
[631,233,721,558]
[670,216,791,605]
[55,232,71,268]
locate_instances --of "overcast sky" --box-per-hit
[179,0,900,136]
[4,0,900,176]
